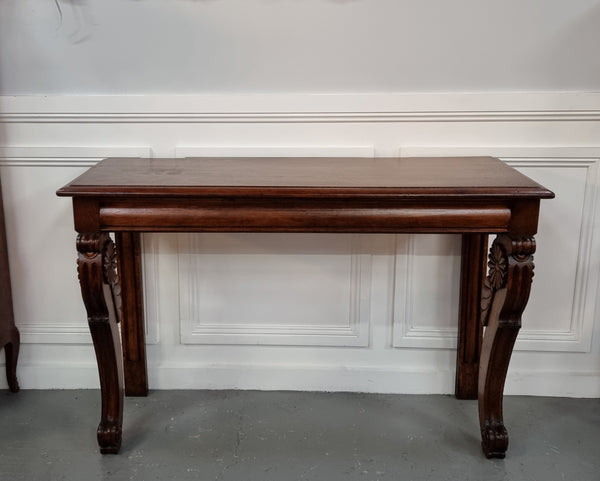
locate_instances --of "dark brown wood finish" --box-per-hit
[115,232,148,397]
[0,177,20,393]
[57,157,554,196]
[57,157,554,458]
[76,233,124,453]
[479,234,536,458]
[456,234,488,400]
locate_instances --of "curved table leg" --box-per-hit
[478,234,535,458]
[77,233,124,454]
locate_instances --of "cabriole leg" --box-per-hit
[478,234,535,458]
[77,233,124,454]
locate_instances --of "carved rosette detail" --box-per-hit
[76,233,122,324]
[102,241,118,285]
[487,243,508,290]
[481,243,508,327]
[481,236,536,328]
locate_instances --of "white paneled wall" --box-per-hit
[0,93,599,396]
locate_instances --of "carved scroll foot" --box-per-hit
[4,326,20,392]
[482,420,508,459]
[98,420,122,454]
[77,233,124,454]
[478,234,535,459]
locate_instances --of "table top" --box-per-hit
[57,157,554,199]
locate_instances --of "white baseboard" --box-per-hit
[3,363,599,398]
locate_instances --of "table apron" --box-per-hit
[95,204,512,233]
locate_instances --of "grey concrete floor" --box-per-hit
[0,390,599,481]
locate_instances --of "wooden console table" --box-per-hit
[57,157,554,458]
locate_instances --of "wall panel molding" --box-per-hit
[141,233,160,345]
[175,146,375,158]
[0,146,150,167]
[392,234,461,349]
[178,233,373,347]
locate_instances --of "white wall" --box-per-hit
[0,2,599,396]
[1,0,600,93]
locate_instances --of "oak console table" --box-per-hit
[57,157,554,458]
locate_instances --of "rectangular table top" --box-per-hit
[57,157,554,200]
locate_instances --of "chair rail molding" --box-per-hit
[2,92,600,124]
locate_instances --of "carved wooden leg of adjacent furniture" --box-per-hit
[3,328,20,392]
[77,233,124,454]
[456,234,488,400]
[115,232,148,397]
[0,279,20,393]
[0,176,20,393]
[478,234,535,458]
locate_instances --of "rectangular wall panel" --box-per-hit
[0,147,153,344]
[178,233,372,346]
[392,234,462,348]
[394,147,600,352]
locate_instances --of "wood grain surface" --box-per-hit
[57,157,554,198]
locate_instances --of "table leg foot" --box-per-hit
[98,419,122,454]
[77,233,125,455]
[478,234,535,459]
[481,420,508,458]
